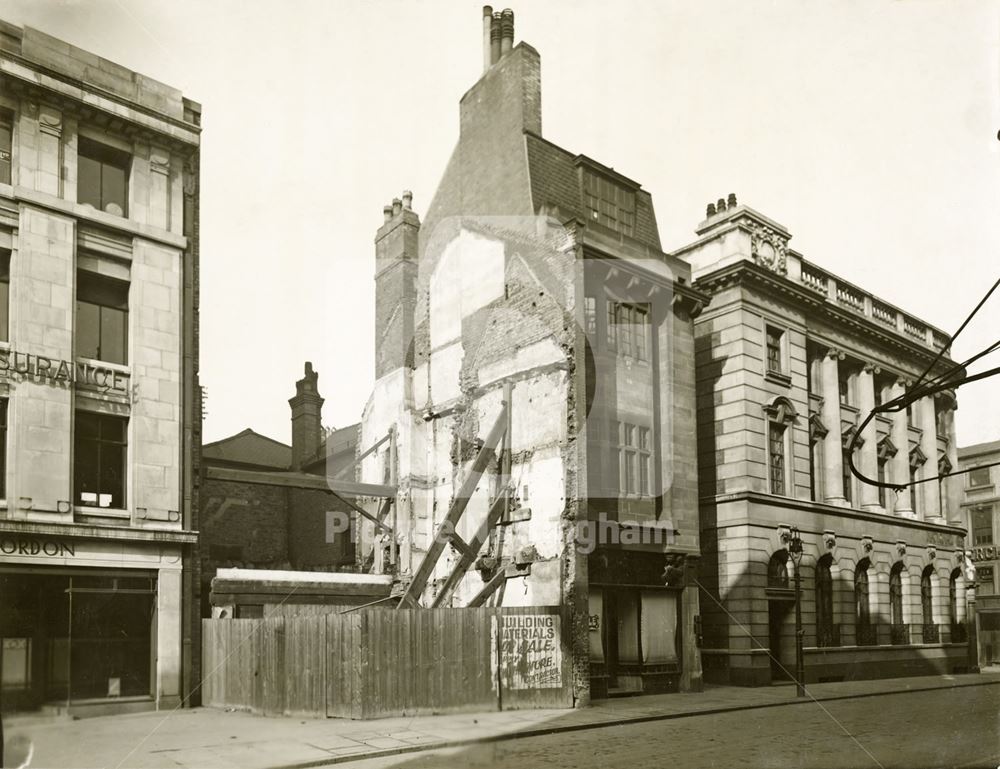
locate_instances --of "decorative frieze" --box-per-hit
[742,217,789,275]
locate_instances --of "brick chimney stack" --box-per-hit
[374,191,419,379]
[289,361,324,470]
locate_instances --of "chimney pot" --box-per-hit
[490,12,501,65]
[392,198,402,216]
[706,202,716,217]
[727,192,737,208]
[482,6,493,73]
[383,205,393,223]
[402,190,413,210]
[500,8,514,56]
[717,197,726,212]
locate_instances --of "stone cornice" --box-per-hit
[699,489,967,539]
[0,56,200,147]
[693,260,957,375]
[0,518,197,544]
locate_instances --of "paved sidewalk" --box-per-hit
[9,672,1000,769]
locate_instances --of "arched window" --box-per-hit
[889,563,904,625]
[768,550,790,589]
[889,562,906,644]
[950,568,967,643]
[763,398,797,497]
[855,558,874,645]
[816,554,836,646]
[921,566,938,643]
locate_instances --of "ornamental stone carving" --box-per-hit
[743,218,789,275]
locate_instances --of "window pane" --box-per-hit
[101,162,127,216]
[0,120,11,186]
[76,300,101,360]
[99,415,127,443]
[100,306,127,365]
[74,434,100,505]
[99,442,125,508]
[77,154,102,209]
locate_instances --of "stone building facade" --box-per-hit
[681,198,972,685]
[958,439,1000,667]
[0,22,201,714]
[359,8,705,703]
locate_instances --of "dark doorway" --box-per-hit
[768,598,793,681]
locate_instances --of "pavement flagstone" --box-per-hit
[8,671,999,769]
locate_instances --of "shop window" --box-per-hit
[0,109,11,185]
[972,506,993,546]
[768,422,786,495]
[968,466,992,488]
[765,326,783,376]
[74,411,127,509]
[0,572,155,702]
[78,136,130,216]
[1,638,30,689]
[77,269,129,365]
[978,565,995,596]
[816,554,836,646]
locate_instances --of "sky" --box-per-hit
[5,0,1000,448]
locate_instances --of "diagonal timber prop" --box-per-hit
[396,389,510,610]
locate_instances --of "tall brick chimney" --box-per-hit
[289,361,324,470]
[374,191,419,379]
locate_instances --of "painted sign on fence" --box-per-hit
[497,613,562,690]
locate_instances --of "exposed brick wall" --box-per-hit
[199,477,357,616]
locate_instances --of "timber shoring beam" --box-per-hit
[431,382,514,609]
[395,394,510,610]
[334,430,393,480]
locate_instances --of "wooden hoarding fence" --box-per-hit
[202,606,572,719]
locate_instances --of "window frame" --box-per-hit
[764,324,784,377]
[616,420,652,497]
[971,505,993,546]
[76,269,129,365]
[73,410,128,510]
[77,135,131,217]
[968,466,992,488]
[0,108,12,186]
[768,421,787,496]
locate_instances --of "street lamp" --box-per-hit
[788,526,806,697]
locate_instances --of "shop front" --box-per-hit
[588,548,688,699]
[0,529,187,715]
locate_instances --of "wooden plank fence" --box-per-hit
[201,606,572,719]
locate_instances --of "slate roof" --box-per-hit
[524,131,661,250]
[202,429,292,470]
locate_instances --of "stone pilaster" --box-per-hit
[918,395,942,523]
[820,349,845,505]
[889,379,913,517]
[857,364,880,511]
